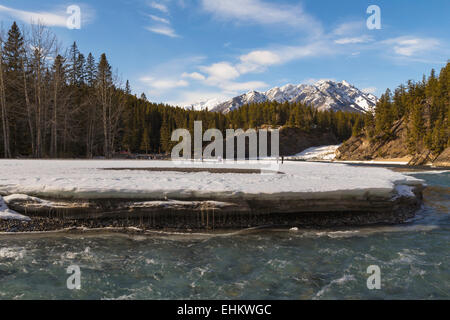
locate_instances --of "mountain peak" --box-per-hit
[186,80,378,114]
[341,80,352,87]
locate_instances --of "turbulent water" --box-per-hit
[0,172,448,300]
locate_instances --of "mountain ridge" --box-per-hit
[185,80,378,114]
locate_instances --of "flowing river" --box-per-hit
[0,171,448,300]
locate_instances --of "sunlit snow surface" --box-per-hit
[0,160,421,201]
[288,145,341,161]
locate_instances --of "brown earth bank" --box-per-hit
[0,209,419,233]
[0,185,423,233]
[433,147,450,167]
[336,119,449,168]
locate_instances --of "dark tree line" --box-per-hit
[0,22,364,158]
[122,100,363,155]
[0,22,125,158]
[363,62,449,155]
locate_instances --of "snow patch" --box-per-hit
[0,160,422,202]
[394,185,416,198]
[288,145,341,161]
[0,196,31,221]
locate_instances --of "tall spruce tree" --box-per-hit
[68,42,79,86]
[85,52,96,86]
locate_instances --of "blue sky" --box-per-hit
[0,0,449,106]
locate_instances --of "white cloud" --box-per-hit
[333,21,366,36]
[0,4,67,27]
[201,0,322,35]
[149,2,169,13]
[240,50,281,65]
[237,50,281,73]
[0,4,95,28]
[382,37,440,57]
[200,62,240,82]
[146,25,179,38]
[182,72,206,80]
[234,42,331,75]
[148,14,170,24]
[192,41,333,100]
[334,36,373,45]
[145,2,179,38]
[140,76,188,90]
[280,42,333,62]
[138,2,447,106]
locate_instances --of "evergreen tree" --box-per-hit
[3,22,25,73]
[76,53,86,85]
[3,22,26,156]
[125,80,131,95]
[96,53,113,158]
[160,113,171,153]
[68,42,80,86]
[140,127,150,154]
[85,52,96,86]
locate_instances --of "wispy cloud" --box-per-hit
[382,36,440,57]
[148,14,170,24]
[182,72,206,81]
[137,56,207,97]
[146,25,179,37]
[143,2,448,106]
[0,4,94,27]
[334,36,373,45]
[201,0,323,36]
[140,76,188,90]
[191,41,336,96]
[149,2,169,13]
[234,41,334,76]
[145,1,180,37]
[0,4,67,27]
[333,21,365,36]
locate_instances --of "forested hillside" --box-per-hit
[0,22,363,159]
[337,63,450,165]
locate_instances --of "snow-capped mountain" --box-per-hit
[186,80,377,114]
[186,97,228,112]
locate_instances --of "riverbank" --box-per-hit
[0,160,425,232]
